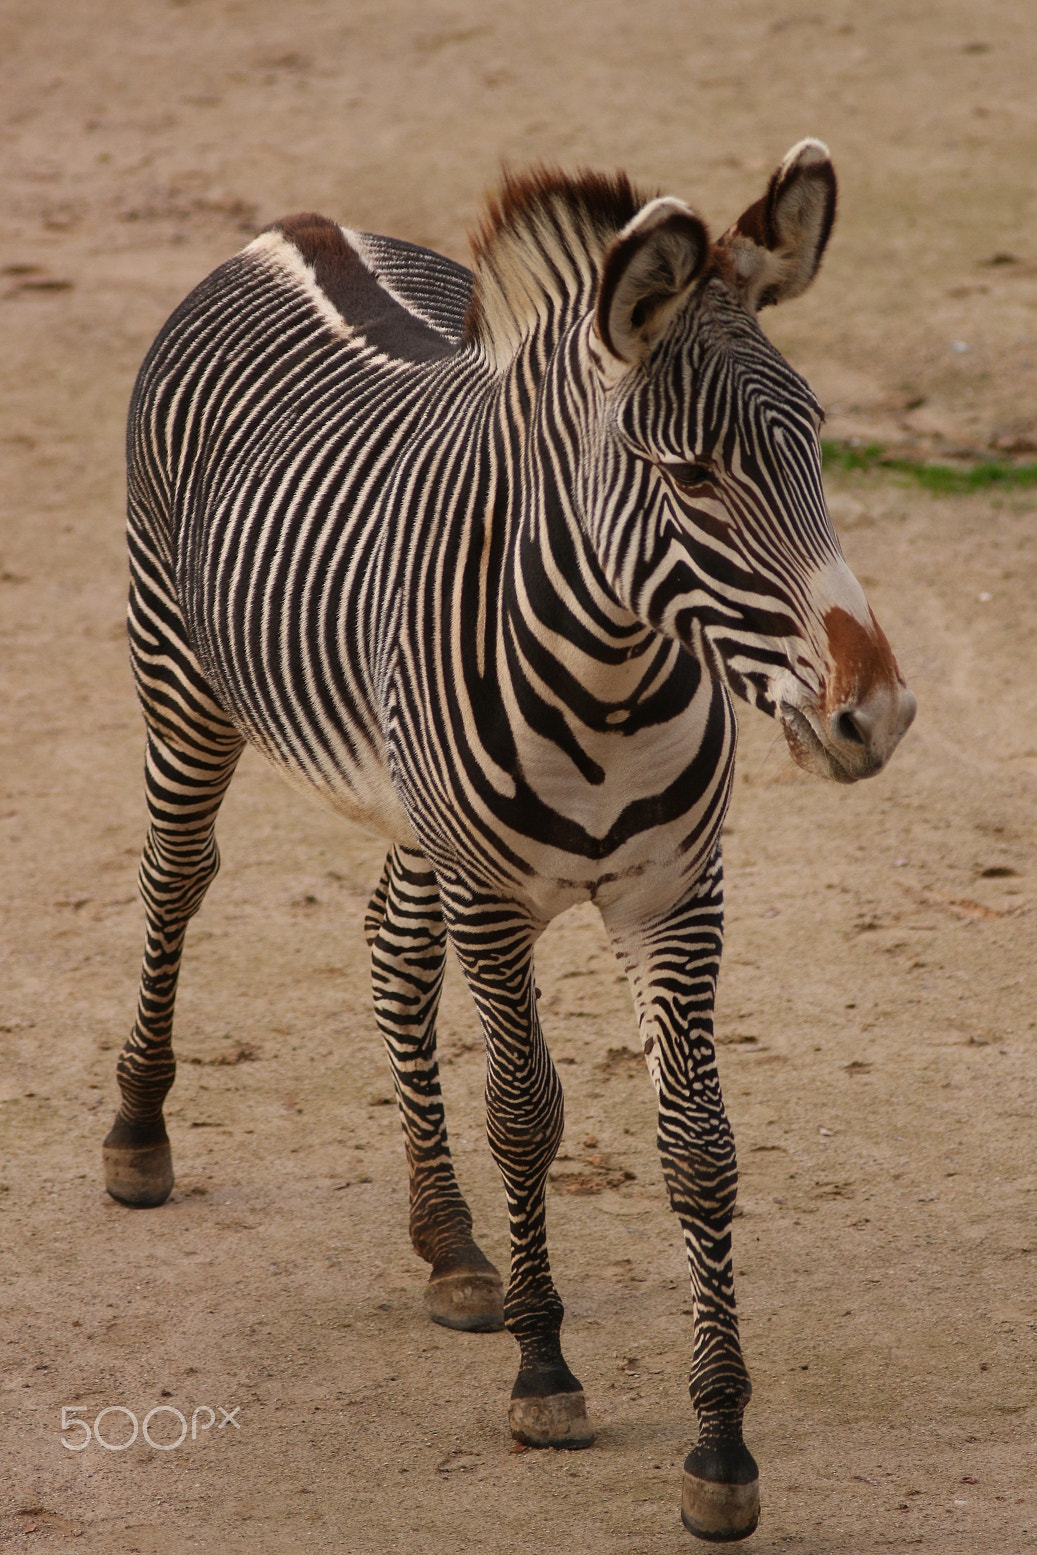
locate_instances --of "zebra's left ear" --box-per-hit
[718,139,837,310]
[596,198,711,364]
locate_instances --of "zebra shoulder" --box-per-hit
[257,212,470,363]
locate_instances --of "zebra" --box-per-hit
[104,139,915,1541]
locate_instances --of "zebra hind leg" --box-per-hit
[104,715,243,1207]
[440,880,594,1449]
[367,847,504,1332]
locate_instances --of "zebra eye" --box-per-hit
[664,462,715,490]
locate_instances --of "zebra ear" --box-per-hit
[718,139,837,311]
[596,199,711,364]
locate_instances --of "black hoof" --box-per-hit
[681,1442,760,1543]
[103,1116,174,1207]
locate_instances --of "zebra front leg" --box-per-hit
[104,725,242,1206]
[441,881,594,1449]
[605,858,759,1542]
[367,847,503,1331]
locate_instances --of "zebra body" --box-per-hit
[109,142,915,1539]
[143,221,729,918]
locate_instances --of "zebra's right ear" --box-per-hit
[596,199,711,364]
[717,139,837,310]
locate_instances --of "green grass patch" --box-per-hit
[821,439,1037,495]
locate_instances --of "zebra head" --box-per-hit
[588,140,915,783]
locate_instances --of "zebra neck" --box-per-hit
[499,459,680,732]
[464,171,644,371]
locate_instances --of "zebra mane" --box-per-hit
[463,167,650,364]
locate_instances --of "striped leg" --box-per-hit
[605,853,759,1542]
[438,877,593,1449]
[365,846,504,1332]
[104,554,244,1206]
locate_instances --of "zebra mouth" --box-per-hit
[779,701,856,785]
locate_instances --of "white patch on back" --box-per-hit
[341,229,455,339]
[245,230,357,343]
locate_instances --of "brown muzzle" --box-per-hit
[781,605,916,783]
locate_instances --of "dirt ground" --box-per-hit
[1,2,1035,1551]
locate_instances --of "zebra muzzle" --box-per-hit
[780,681,916,784]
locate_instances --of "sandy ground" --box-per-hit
[1,2,1035,1551]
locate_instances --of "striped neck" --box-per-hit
[463,167,649,370]
[486,327,691,761]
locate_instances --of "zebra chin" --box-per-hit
[778,694,915,785]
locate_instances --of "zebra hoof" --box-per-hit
[103,1118,174,1207]
[508,1390,595,1449]
[425,1270,505,1332]
[680,1443,760,1543]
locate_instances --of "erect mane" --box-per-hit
[463,166,651,363]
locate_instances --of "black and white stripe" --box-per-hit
[107,144,914,1528]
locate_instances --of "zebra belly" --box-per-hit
[172,603,418,846]
[249,736,419,848]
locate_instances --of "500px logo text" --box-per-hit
[61,1404,241,1451]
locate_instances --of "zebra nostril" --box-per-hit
[834,709,866,747]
